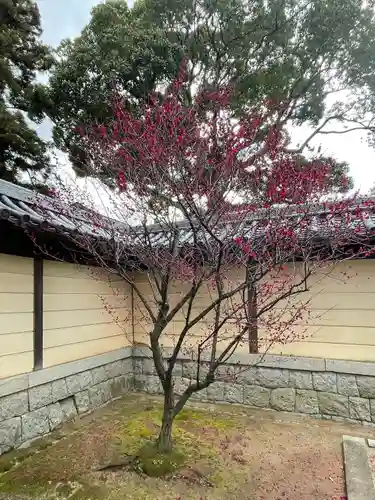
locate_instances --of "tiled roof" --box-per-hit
[0,179,113,239]
[1,179,375,247]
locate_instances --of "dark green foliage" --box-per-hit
[0,0,53,187]
[47,0,180,183]
[47,0,375,190]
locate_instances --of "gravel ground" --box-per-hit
[0,394,374,499]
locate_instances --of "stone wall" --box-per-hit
[3,344,375,457]
[0,347,133,455]
[133,348,375,426]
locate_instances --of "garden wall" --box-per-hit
[3,344,375,458]
[133,347,375,426]
[0,254,34,379]
[133,260,375,362]
[0,347,133,455]
[42,261,132,368]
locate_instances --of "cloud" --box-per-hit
[37,0,100,47]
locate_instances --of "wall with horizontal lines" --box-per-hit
[0,254,34,379]
[0,254,132,379]
[132,260,375,362]
[263,260,375,361]
[43,261,132,368]
[2,252,375,381]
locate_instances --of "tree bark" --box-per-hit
[156,383,175,453]
[247,262,259,354]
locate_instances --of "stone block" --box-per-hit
[174,377,190,397]
[28,348,132,387]
[145,376,162,394]
[121,357,132,374]
[310,414,322,420]
[182,361,195,379]
[101,380,112,402]
[66,371,93,394]
[126,375,135,391]
[0,375,28,399]
[370,400,375,422]
[349,397,371,422]
[125,374,134,391]
[215,363,239,383]
[289,371,313,390]
[172,362,183,378]
[60,398,77,421]
[225,384,244,404]
[110,376,128,398]
[0,391,28,422]
[190,388,207,401]
[48,403,64,430]
[74,390,90,414]
[133,358,143,375]
[250,354,325,372]
[133,375,147,391]
[337,374,359,396]
[133,345,152,358]
[256,368,289,389]
[191,348,215,362]
[233,367,257,385]
[0,417,22,455]
[91,366,108,385]
[88,381,111,408]
[104,360,124,379]
[244,385,270,408]
[312,373,337,393]
[216,364,232,381]
[356,376,375,398]
[326,359,375,377]
[183,361,209,381]
[142,358,156,375]
[52,379,69,401]
[222,351,253,365]
[342,435,375,500]
[29,383,53,411]
[205,381,224,401]
[318,392,349,417]
[331,416,358,424]
[295,390,319,414]
[270,388,295,412]
[198,362,211,381]
[21,407,50,442]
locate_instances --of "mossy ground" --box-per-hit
[0,393,373,499]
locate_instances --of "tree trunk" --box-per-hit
[157,411,174,453]
[156,385,175,453]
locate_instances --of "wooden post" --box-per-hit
[33,256,43,370]
[247,262,258,353]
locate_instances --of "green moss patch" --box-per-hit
[134,442,186,477]
[0,394,247,498]
[0,393,336,500]
[176,407,238,430]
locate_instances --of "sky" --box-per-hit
[35,0,102,141]
[35,0,375,194]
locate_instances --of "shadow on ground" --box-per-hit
[0,393,372,499]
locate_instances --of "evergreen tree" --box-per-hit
[48,0,375,192]
[0,0,53,187]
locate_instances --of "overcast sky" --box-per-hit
[36,0,375,193]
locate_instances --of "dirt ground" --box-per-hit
[0,393,373,500]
